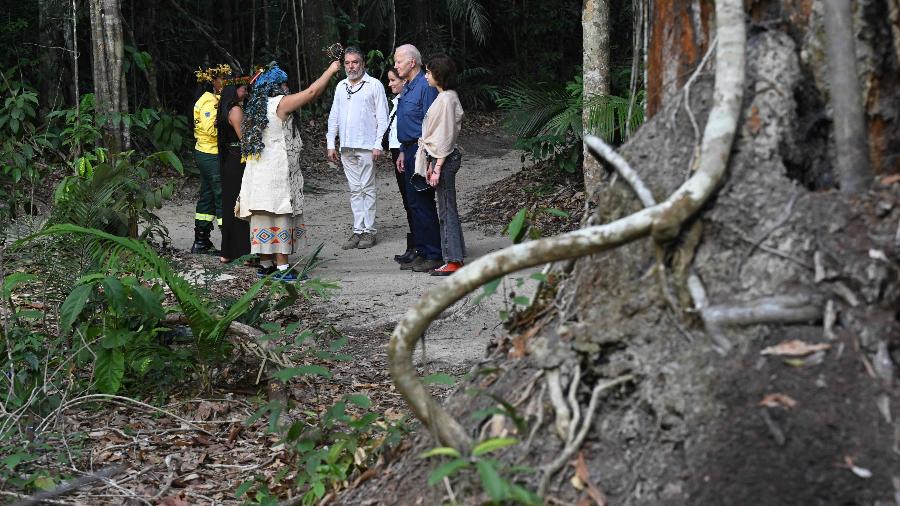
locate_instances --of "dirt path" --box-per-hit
[157,131,539,371]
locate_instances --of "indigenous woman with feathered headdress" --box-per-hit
[237,59,341,281]
[190,63,231,255]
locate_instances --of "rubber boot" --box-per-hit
[190,226,216,254]
[394,233,417,263]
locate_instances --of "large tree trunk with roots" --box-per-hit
[347,0,900,504]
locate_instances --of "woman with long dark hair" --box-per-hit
[237,60,341,281]
[216,82,250,263]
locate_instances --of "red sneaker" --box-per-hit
[430,261,463,276]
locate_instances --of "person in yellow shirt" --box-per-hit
[191,64,230,254]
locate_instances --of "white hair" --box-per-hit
[395,44,422,68]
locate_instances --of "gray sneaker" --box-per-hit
[358,232,377,249]
[341,233,361,250]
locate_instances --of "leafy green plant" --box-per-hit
[21,225,268,363]
[236,324,408,505]
[496,72,644,173]
[420,438,541,505]
[51,147,182,239]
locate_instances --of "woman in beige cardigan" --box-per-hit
[415,55,465,276]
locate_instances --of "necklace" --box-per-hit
[344,80,367,100]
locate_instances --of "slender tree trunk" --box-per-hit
[292,0,301,92]
[88,0,127,153]
[824,0,872,193]
[264,0,270,54]
[350,0,360,45]
[626,0,643,137]
[582,0,611,196]
[38,0,64,116]
[390,0,396,55]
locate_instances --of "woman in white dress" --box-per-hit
[238,61,341,281]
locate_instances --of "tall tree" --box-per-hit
[582,0,610,196]
[88,0,128,152]
[824,0,871,193]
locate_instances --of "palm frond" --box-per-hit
[17,225,268,357]
[446,0,491,44]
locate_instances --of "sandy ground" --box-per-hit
[156,132,539,370]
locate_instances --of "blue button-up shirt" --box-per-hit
[396,71,438,144]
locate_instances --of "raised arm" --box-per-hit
[278,60,342,120]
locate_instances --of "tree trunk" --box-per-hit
[38,0,65,115]
[88,0,127,153]
[301,0,338,88]
[582,0,611,196]
[824,0,872,193]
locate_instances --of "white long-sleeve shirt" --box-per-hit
[326,72,389,151]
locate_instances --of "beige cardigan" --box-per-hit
[415,90,464,177]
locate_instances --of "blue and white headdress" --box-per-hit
[241,62,289,158]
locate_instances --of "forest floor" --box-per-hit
[0,113,585,505]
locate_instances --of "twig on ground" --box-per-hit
[36,394,211,435]
[538,375,635,496]
[545,368,572,440]
[443,476,458,504]
[521,384,547,459]
[12,465,124,506]
[565,365,582,444]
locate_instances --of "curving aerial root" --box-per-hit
[388,0,746,457]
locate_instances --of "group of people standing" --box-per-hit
[190,42,465,281]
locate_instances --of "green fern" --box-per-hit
[19,224,267,359]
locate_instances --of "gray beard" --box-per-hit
[347,69,364,81]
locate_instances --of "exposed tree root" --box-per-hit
[387,0,746,452]
[537,374,635,497]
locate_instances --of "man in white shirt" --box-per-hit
[327,46,389,250]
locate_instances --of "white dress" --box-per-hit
[238,95,306,254]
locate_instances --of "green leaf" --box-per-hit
[473,277,502,305]
[274,365,332,381]
[312,480,325,498]
[418,447,461,459]
[422,373,455,386]
[476,459,508,501]
[59,283,93,335]
[235,480,254,499]
[345,394,371,408]
[3,452,31,470]
[513,296,531,306]
[540,207,570,218]
[472,437,519,457]
[2,272,37,297]
[158,150,183,174]
[131,285,165,321]
[427,458,469,486]
[101,277,126,313]
[529,272,548,283]
[32,475,57,491]
[101,328,132,349]
[506,208,528,243]
[95,348,125,394]
[509,484,543,505]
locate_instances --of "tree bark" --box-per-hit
[582,0,610,197]
[88,0,127,153]
[824,0,872,193]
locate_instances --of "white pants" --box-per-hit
[340,148,376,234]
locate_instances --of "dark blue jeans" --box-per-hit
[400,144,441,260]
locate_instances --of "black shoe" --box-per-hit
[394,248,417,264]
[257,265,277,277]
[190,226,217,254]
[411,257,443,272]
[400,254,422,270]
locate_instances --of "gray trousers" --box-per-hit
[435,150,466,263]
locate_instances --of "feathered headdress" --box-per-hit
[242,61,290,159]
[195,64,232,83]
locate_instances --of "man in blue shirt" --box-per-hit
[393,44,442,272]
